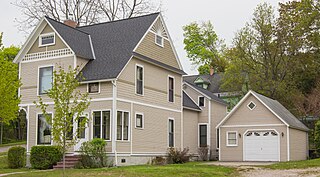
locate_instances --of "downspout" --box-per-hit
[112,80,118,166]
[208,100,211,160]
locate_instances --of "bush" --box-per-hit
[76,138,108,168]
[167,148,189,164]
[197,146,209,161]
[7,146,26,168]
[151,156,166,165]
[30,146,63,169]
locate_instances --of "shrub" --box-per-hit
[76,138,108,168]
[151,156,166,165]
[167,148,189,164]
[30,146,63,169]
[197,146,209,161]
[7,146,26,168]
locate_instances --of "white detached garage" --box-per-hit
[216,90,309,162]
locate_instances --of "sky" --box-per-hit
[0,0,289,74]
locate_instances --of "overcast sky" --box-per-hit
[0,0,289,74]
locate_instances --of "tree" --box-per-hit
[221,3,300,107]
[0,34,21,144]
[35,66,90,173]
[183,21,228,74]
[14,0,159,32]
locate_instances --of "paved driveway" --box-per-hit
[0,144,26,153]
[206,161,275,167]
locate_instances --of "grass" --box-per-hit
[0,141,26,148]
[264,158,320,170]
[0,152,31,174]
[8,162,236,177]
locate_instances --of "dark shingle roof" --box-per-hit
[45,17,94,59]
[252,91,309,131]
[77,13,160,81]
[183,92,201,111]
[184,81,228,106]
[183,74,223,93]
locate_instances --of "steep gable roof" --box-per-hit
[216,90,309,131]
[183,91,201,111]
[45,16,94,59]
[77,13,160,81]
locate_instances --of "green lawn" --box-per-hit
[0,141,26,147]
[8,162,236,177]
[0,153,31,174]
[264,158,320,170]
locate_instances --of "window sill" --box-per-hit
[116,140,130,142]
[39,43,55,48]
[135,93,144,97]
[155,43,164,48]
[135,127,144,130]
[226,144,238,147]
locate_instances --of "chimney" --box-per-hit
[210,67,214,76]
[64,19,78,28]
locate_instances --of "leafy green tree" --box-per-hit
[183,21,228,73]
[0,46,20,61]
[0,33,21,144]
[35,66,90,173]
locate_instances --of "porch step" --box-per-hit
[53,155,81,169]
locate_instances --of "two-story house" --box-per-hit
[14,13,188,165]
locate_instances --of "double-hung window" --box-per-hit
[168,77,174,102]
[77,116,86,139]
[198,96,205,107]
[227,131,237,146]
[168,119,174,147]
[117,111,129,141]
[135,113,143,129]
[199,124,207,147]
[155,34,164,47]
[136,65,144,95]
[39,66,53,95]
[93,111,111,140]
[37,113,52,145]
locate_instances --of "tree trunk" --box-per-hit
[0,122,3,145]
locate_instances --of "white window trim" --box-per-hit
[135,112,144,129]
[87,82,101,94]
[74,112,89,140]
[37,65,54,96]
[155,33,164,47]
[168,117,175,148]
[116,110,131,142]
[168,75,175,103]
[91,110,112,141]
[226,131,238,147]
[135,64,144,96]
[36,112,53,146]
[198,96,205,107]
[39,32,56,47]
[198,123,208,147]
[247,101,256,110]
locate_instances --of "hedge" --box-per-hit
[8,146,26,168]
[30,146,62,169]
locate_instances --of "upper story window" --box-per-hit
[136,65,144,95]
[155,34,163,47]
[39,33,55,47]
[88,82,100,94]
[39,66,53,95]
[168,76,174,102]
[198,96,205,107]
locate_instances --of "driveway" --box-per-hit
[206,161,320,177]
[0,144,26,153]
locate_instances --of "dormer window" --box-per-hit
[39,33,55,47]
[155,34,163,47]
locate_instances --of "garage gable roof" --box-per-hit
[216,90,309,132]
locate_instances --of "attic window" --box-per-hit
[247,101,256,110]
[155,34,163,47]
[39,33,55,47]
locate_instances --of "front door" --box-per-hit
[74,115,89,151]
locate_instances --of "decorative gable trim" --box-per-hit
[216,90,289,129]
[151,17,169,39]
[132,14,183,70]
[13,17,75,64]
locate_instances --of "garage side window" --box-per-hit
[227,131,237,146]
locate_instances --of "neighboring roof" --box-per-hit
[184,81,228,106]
[183,92,201,111]
[45,17,94,59]
[183,73,224,93]
[133,52,186,75]
[76,13,160,81]
[252,91,309,131]
[216,90,309,132]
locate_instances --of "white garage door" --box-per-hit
[244,130,279,161]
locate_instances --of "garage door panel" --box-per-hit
[244,130,279,161]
